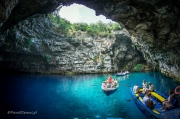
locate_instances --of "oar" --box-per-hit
[125,98,135,101]
[91,84,98,86]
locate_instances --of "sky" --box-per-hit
[59,3,114,24]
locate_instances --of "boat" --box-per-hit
[116,72,126,76]
[101,79,119,96]
[125,70,130,74]
[131,87,180,119]
[116,71,130,76]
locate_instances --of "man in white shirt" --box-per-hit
[142,80,147,88]
[148,82,155,91]
[143,92,156,109]
[133,84,139,93]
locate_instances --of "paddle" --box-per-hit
[125,98,136,101]
[91,84,98,86]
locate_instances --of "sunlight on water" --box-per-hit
[1,71,179,119]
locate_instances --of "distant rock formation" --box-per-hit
[0,15,146,74]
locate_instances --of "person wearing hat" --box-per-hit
[148,82,155,92]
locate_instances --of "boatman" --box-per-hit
[108,75,113,83]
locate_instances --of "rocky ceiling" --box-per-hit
[0,0,180,82]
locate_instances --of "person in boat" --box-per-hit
[107,82,111,88]
[111,81,115,88]
[125,70,129,74]
[142,80,147,89]
[111,79,118,88]
[143,92,156,109]
[114,79,118,87]
[148,82,155,92]
[161,90,176,110]
[108,75,113,83]
[102,82,107,89]
[133,84,139,94]
[142,85,149,95]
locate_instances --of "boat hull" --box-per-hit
[101,84,119,96]
[116,74,126,76]
[131,88,180,119]
[116,72,129,76]
[132,95,159,119]
[102,87,118,96]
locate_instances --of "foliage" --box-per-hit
[133,64,144,71]
[131,43,136,50]
[112,22,122,31]
[48,14,71,35]
[44,54,51,63]
[93,56,98,63]
[25,38,33,48]
[48,13,123,37]
[101,57,104,66]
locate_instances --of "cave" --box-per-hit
[0,0,180,83]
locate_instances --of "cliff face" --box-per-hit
[0,15,145,74]
[78,0,180,82]
[0,0,180,82]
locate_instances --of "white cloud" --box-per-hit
[59,3,114,24]
[59,4,82,23]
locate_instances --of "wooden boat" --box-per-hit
[116,71,130,76]
[131,87,180,119]
[101,80,119,96]
[116,72,126,76]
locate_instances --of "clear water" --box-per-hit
[0,71,179,119]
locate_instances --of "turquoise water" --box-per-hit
[1,71,179,119]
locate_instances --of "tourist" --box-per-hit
[148,82,155,91]
[142,85,149,95]
[142,80,147,89]
[107,82,111,88]
[143,92,156,109]
[133,84,139,94]
[161,90,177,110]
[108,75,113,83]
[114,80,118,87]
[102,82,107,89]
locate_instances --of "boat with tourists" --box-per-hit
[116,71,130,76]
[130,87,180,119]
[101,76,119,96]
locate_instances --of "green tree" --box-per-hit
[48,13,123,37]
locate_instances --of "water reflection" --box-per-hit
[116,74,129,81]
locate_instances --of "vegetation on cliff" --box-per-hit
[48,14,122,37]
[133,64,144,71]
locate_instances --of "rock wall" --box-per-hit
[72,0,180,82]
[0,0,179,82]
[0,15,145,74]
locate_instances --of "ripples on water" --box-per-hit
[0,71,179,119]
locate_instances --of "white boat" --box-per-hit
[101,80,119,96]
[116,71,130,76]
